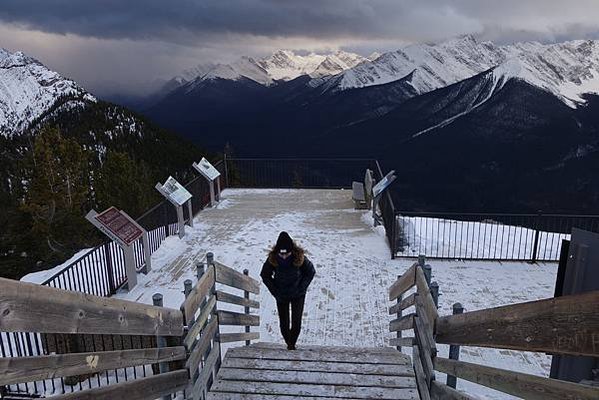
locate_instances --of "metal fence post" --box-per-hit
[224,153,230,187]
[396,274,402,352]
[418,254,426,267]
[447,302,464,388]
[153,293,171,400]
[531,211,542,263]
[104,243,116,295]
[243,269,251,346]
[430,281,439,308]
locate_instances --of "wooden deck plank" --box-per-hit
[210,380,418,399]
[208,394,367,400]
[221,356,415,376]
[206,342,418,400]
[218,367,416,388]
[227,346,410,365]
[250,342,400,355]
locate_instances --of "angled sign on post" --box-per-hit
[156,176,194,238]
[194,157,221,181]
[372,170,397,227]
[372,170,396,199]
[161,176,192,206]
[86,206,152,291]
[94,207,143,246]
[193,157,221,207]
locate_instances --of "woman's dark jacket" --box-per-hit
[260,248,315,300]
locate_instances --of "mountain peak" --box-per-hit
[0,48,94,136]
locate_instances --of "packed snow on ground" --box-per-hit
[108,188,558,400]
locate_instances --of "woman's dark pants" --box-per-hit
[276,295,305,347]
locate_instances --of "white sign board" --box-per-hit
[372,170,396,198]
[161,176,192,206]
[193,158,221,181]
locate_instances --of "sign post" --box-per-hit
[371,170,397,227]
[156,176,193,238]
[193,158,221,207]
[86,207,149,290]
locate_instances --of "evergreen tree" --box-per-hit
[95,150,157,218]
[21,127,94,256]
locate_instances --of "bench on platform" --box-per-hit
[352,169,374,209]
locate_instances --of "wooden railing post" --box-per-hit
[197,262,205,281]
[207,252,222,374]
[152,293,171,400]
[447,302,464,389]
[430,281,439,308]
[183,279,194,327]
[243,269,251,346]
[395,273,403,352]
[423,265,432,287]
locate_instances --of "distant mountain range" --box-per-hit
[136,36,599,213]
[2,36,599,216]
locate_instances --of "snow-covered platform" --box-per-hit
[116,188,558,399]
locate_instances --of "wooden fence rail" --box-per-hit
[436,290,599,357]
[387,257,599,400]
[0,278,183,337]
[0,254,261,400]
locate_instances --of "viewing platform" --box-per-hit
[5,159,598,400]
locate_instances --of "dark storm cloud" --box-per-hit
[0,1,401,41]
[1,0,598,44]
[1,1,598,96]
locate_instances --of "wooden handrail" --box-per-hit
[389,263,417,301]
[214,261,260,294]
[0,277,183,336]
[51,370,189,400]
[388,292,416,315]
[0,346,186,386]
[436,290,599,357]
[387,263,599,400]
[435,357,599,400]
[182,265,215,323]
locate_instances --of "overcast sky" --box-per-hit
[1,1,599,97]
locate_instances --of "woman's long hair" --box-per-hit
[268,234,305,267]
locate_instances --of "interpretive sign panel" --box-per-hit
[95,207,143,246]
[161,176,192,206]
[193,158,221,181]
[372,170,396,198]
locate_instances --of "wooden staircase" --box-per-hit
[207,342,419,399]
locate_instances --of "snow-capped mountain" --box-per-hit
[0,48,95,136]
[166,49,367,92]
[320,36,599,108]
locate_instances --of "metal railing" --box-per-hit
[374,160,398,259]
[395,211,599,262]
[224,158,376,189]
[38,160,226,297]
